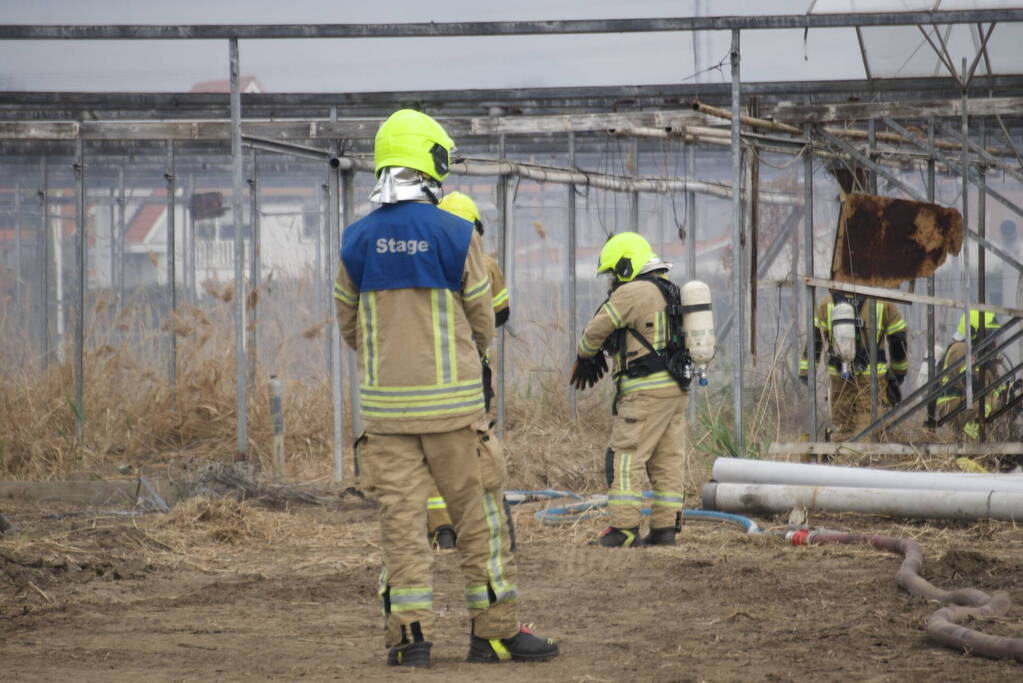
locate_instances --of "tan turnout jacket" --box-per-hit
[335,229,494,434]
[578,275,683,399]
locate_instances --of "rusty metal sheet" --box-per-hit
[831,193,963,288]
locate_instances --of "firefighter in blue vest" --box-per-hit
[334,110,558,667]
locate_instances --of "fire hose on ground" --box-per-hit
[510,487,1023,663]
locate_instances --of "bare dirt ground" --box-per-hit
[3,495,1023,682]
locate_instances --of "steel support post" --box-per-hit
[867,121,878,421]
[927,118,937,427]
[630,137,640,232]
[165,140,177,386]
[567,132,578,419]
[497,134,508,437]
[328,164,344,481]
[187,174,197,303]
[342,167,361,464]
[14,182,21,328]
[961,60,973,410]
[729,29,744,455]
[979,163,987,441]
[339,168,360,443]
[229,38,248,459]
[182,174,192,304]
[247,147,260,390]
[686,143,698,425]
[40,156,50,365]
[74,137,85,442]
[804,124,817,441]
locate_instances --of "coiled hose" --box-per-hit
[789,529,1023,663]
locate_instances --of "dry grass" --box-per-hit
[0,272,992,492]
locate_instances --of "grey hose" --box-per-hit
[809,532,1023,663]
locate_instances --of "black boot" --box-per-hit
[429,524,457,550]
[598,526,641,548]
[387,623,432,667]
[467,624,560,663]
[643,527,677,546]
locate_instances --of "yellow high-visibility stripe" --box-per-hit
[361,387,482,406]
[445,290,458,383]
[333,282,357,305]
[431,291,444,385]
[620,371,677,394]
[604,302,624,328]
[427,496,447,510]
[359,292,379,386]
[492,288,509,308]
[578,336,600,355]
[463,276,491,302]
[482,492,517,602]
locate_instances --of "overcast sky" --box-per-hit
[0,0,1017,93]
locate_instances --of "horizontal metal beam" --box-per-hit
[0,110,708,141]
[774,96,1023,123]
[804,275,1023,318]
[2,11,1021,40]
[5,76,1023,113]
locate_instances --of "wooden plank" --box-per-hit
[769,442,1023,456]
[804,275,1023,319]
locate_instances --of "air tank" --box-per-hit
[681,280,714,386]
[831,301,857,379]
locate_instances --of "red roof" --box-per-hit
[126,189,166,245]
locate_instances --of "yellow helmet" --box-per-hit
[956,310,1000,340]
[438,191,483,234]
[597,232,656,282]
[374,109,456,182]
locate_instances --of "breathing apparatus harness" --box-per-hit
[601,272,691,413]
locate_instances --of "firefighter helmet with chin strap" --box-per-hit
[438,191,484,234]
[374,109,457,182]
[597,232,657,282]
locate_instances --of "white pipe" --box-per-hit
[702,482,1023,522]
[712,457,1023,494]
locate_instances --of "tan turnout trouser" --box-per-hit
[606,391,688,530]
[359,421,518,647]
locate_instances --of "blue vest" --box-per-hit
[340,202,473,293]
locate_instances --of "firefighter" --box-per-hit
[800,292,909,440]
[936,311,1010,444]
[334,109,558,667]
[426,190,510,550]
[571,232,688,548]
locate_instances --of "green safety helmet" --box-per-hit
[374,109,457,182]
[438,191,484,234]
[597,232,657,282]
[955,310,1000,341]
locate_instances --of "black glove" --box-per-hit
[481,358,495,412]
[799,374,808,386]
[570,354,608,391]
[885,378,903,406]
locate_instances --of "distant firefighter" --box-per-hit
[800,291,909,440]
[936,311,1022,472]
